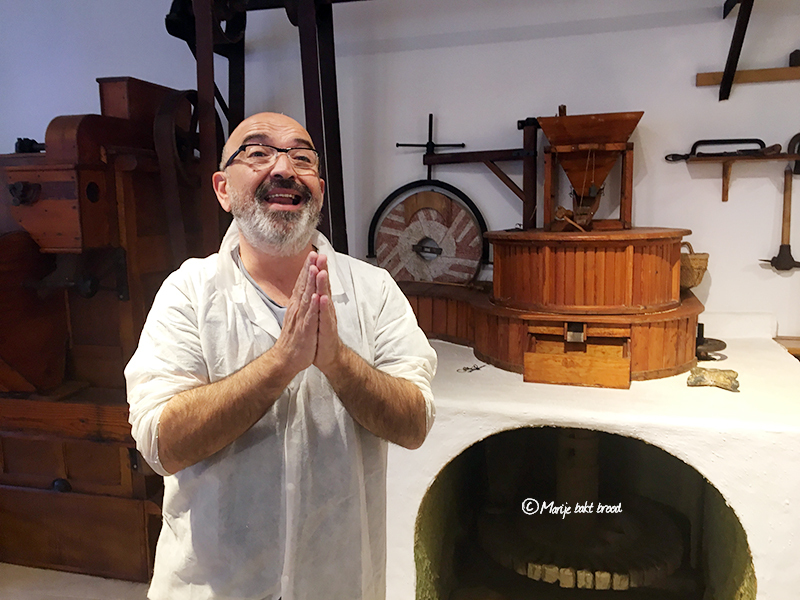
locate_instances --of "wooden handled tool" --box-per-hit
[763,165,800,270]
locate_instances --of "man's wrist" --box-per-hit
[257,345,301,398]
[317,343,353,386]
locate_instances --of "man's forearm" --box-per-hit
[321,345,429,449]
[158,349,295,474]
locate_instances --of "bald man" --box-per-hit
[125,113,437,600]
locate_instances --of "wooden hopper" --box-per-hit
[538,111,643,197]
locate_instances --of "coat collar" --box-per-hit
[216,223,346,340]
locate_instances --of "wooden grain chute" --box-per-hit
[538,110,642,230]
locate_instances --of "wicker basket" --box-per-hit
[680,241,708,290]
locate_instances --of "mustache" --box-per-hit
[254,179,313,204]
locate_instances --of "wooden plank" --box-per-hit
[423,148,524,166]
[457,300,469,341]
[497,318,510,364]
[586,325,631,338]
[621,149,633,227]
[509,321,527,365]
[630,324,643,373]
[432,297,448,337]
[406,294,418,318]
[417,296,433,333]
[624,244,634,307]
[528,323,565,336]
[0,485,154,582]
[696,65,800,87]
[584,247,596,306]
[640,247,652,307]
[474,312,490,358]
[775,336,800,358]
[524,352,630,389]
[543,151,555,226]
[632,246,643,306]
[543,245,554,305]
[574,246,585,306]
[70,344,125,389]
[671,242,681,301]
[647,323,665,372]
[446,299,459,338]
[596,247,606,306]
[555,247,566,306]
[10,199,82,252]
[565,246,576,305]
[0,391,133,444]
[493,243,504,299]
[663,319,680,370]
[613,247,625,306]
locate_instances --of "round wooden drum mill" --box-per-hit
[477,112,700,593]
[486,110,703,389]
[404,111,703,595]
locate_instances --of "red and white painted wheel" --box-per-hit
[374,189,483,283]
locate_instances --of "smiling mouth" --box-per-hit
[255,180,311,207]
[266,192,303,206]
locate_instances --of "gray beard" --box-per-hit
[229,187,322,257]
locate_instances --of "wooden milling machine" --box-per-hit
[0,77,207,581]
[403,108,703,390]
[400,109,705,595]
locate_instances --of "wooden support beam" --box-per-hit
[482,160,524,202]
[697,65,800,86]
[423,148,524,165]
[192,0,223,255]
[296,0,348,253]
[719,0,755,100]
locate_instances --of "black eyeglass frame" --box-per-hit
[223,143,320,170]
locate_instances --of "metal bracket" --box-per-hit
[7,182,41,206]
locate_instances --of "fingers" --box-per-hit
[313,266,342,373]
[290,251,318,301]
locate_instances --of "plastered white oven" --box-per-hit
[385,313,800,599]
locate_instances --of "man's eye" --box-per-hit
[249,150,268,158]
[294,154,313,163]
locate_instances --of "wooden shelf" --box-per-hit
[696,66,800,87]
[775,336,800,359]
[684,153,800,202]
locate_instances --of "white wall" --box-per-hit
[2,0,799,334]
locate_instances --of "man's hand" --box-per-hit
[157,252,328,474]
[312,254,345,373]
[271,252,322,373]
[310,254,429,449]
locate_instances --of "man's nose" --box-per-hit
[269,152,297,178]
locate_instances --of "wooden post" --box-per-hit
[621,145,634,228]
[192,0,222,255]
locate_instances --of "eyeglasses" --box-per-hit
[224,143,320,171]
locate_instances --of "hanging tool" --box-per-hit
[761,164,800,271]
[665,138,778,162]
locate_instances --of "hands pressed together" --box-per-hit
[272,251,343,379]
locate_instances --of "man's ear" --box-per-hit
[212,171,232,213]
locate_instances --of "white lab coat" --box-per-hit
[125,225,437,600]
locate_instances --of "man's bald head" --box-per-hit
[219,112,315,171]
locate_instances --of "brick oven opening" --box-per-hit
[414,427,755,600]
